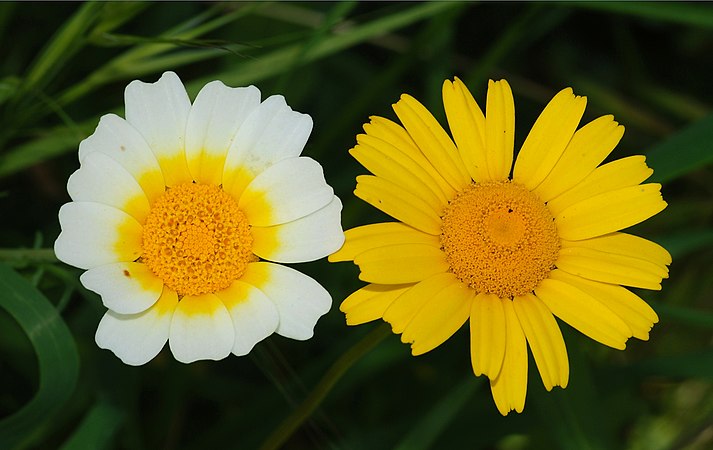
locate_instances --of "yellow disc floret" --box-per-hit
[440,180,559,298]
[142,183,254,297]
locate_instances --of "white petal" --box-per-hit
[214,280,279,356]
[95,287,178,366]
[251,196,344,263]
[124,71,192,186]
[80,262,163,315]
[78,114,165,202]
[67,151,151,222]
[54,202,142,270]
[185,82,261,185]
[240,262,331,340]
[223,95,313,199]
[238,157,333,226]
[168,294,235,363]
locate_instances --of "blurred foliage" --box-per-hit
[0,2,712,449]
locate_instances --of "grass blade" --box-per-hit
[59,400,125,450]
[394,377,481,450]
[646,113,713,183]
[0,264,79,450]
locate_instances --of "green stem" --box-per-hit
[259,324,391,450]
[0,249,58,264]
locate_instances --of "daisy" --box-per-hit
[55,72,344,365]
[329,77,670,415]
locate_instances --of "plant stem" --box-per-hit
[259,323,391,450]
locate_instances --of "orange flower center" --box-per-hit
[440,180,560,298]
[141,183,255,297]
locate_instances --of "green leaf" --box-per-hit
[21,2,104,95]
[634,350,713,379]
[0,121,94,179]
[187,1,462,91]
[393,377,482,450]
[649,301,713,330]
[531,336,616,450]
[259,324,391,450]
[59,400,125,450]
[657,230,713,259]
[0,263,79,450]
[647,113,713,183]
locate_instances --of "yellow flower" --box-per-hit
[330,78,670,415]
[55,72,344,365]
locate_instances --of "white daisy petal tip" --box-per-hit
[251,195,345,264]
[168,294,236,364]
[241,263,332,342]
[215,281,280,356]
[54,202,142,270]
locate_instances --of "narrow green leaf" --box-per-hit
[275,1,359,91]
[59,400,125,450]
[56,4,262,108]
[394,377,481,450]
[0,264,79,450]
[0,120,94,178]
[90,2,151,38]
[259,324,391,450]
[634,350,713,379]
[21,2,104,94]
[188,1,462,90]
[531,337,616,450]
[649,301,713,329]
[646,113,713,183]
[657,230,713,259]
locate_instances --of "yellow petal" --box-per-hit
[354,243,449,285]
[535,277,632,350]
[555,183,667,241]
[556,246,666,290]
[484,79,515,180]
[402,280,473,356]
[550,270,658,340]
[535,115,624,201]
[490,299,528,416]
[561,232,672,268]
[355,175,443,235]
[340,284,413,326]
[350,142,446,211]
[362,117,455,199]
[513,88,587,190]
[356,134,451,205]
[329,222,439,262]
[393,94,470,190]
[547,155,653,215]
[442,77,489,182]
[470,293,506,378]
[513,294,569,391]
[383,273,457,333]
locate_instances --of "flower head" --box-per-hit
[330,78,669,415]
[55,72,344,365]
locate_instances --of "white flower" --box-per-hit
[55,71,344,365]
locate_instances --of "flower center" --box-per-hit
[141,183,254,297]
[440,180,560,298]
